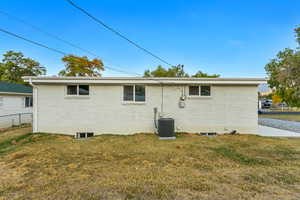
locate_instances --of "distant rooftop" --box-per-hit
[0,81,32,94]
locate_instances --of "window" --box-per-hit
[87,132,94,138]
[67,85,89,96]
[135,85,146,102]
[188,86,211,97]
[76,132,94,139]
[79,85,89,95]
[123,86,134,101]
[189,86,199,96]
[123,85,145,102]
[201,86,211,96]
[67,85,77,95]
[25,96,33,107]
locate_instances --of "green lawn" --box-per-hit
[0,127,300,200]
[259,114,300,122]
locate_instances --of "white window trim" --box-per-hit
[65,85,90,97]
[187,85,212,98]
[122,85,146,104]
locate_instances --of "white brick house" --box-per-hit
[23,76,266,135]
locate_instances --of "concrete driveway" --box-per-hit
[258,125,300,137]
[259,118,300,133]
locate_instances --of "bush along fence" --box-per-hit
[0,113,32,129]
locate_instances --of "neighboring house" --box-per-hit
[23,76,266,135]
[0,82,33,128]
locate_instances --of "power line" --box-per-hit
[0,28,266,78]
[0,27,265,77]
[0,10,142,76]
[0,28,67,55]
[65,0,174,67]
[0,28,143,76]
[0,10,97,57]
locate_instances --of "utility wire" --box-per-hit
[65,0,174,67]
[0,28,67,55]
[0,27,265,78]
[0,28,143,76]
[0,10,96,57]
[0,29,163,84]
[0,10,142,76]
[0,29,265,78]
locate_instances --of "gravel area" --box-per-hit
[258,118,300,133]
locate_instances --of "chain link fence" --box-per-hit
[0,113,33,129]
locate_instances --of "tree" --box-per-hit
[144,65,168,77]
[192,70,220,78]
[0,51,46,84]
[265,26,300,107]
[296,26,300,46]
[272,94,282,104]
[144,65,219,78]
[59,55,104,77]
[144,65,189,77]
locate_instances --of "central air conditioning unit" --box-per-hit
[158,118,175,140]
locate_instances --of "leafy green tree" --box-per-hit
[59,55,104,77]
[144,65,219,78]
[265,27,300,106]
[0,51,46,84]
[192,70,220,78]
[296,26,300,46]
[165,65,189,77]
[144,65,168,77]
[144,65,189,77]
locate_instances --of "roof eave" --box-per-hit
[0,92,32,96]
[23,78,266,85]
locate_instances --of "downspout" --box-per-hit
[153,82,164,134]
[160,83,164,117]
[153,107,158,133]
[28,78,38,133]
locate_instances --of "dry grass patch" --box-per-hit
[0,125,32,142]
[0,129,300,199]
[259,114,300,122]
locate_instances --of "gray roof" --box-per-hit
[0,82,32,94]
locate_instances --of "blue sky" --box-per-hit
[0,0,299,77]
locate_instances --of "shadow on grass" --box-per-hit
[211,146,271,166]
[0,133,51,154]
[257,145,300,162]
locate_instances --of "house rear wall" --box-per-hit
[34,84,258,135]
